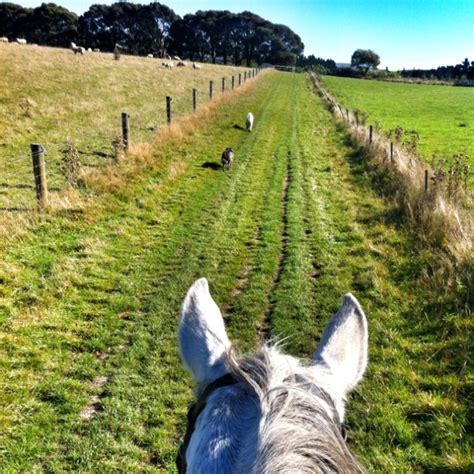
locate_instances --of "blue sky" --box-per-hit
[13,0,474,69]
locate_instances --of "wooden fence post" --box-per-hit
[209,80,213,99]
[239,73,241,86]
[31,143,48,210]
[369,125,373,144]
[424,170,429,192]
[166,96,172,124]
[390,142,394,162]
[244,71,247,81]
[231,76,235,89]
[354,111,359,128]
[121,112,129,152]
[192,88,197,111]
[222,77,225,92]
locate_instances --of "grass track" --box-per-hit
[0,71,472,471]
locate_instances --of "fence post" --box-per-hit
[166,96,172,124]
[31,143,48,210]
[369,125,373,144]
[390,142,394,162]
[121,112,129,152]
[209,80,213,99]
[231,76,235,89]
[244,71,247,81]
[222,77,225,92]
[354,111,359,128]
[192,88,197,111]
[424,170,429,192]
[239,73,241,86]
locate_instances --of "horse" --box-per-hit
[178,278,368,473]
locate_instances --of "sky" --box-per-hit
[11,0,474,70]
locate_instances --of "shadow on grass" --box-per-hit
[343,143,405,229]
[0,183,34,190]
[0,207,31,212]
[233,124,247,132]
[78,150,114,159]
[202,162,222,171]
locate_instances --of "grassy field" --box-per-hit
[0,68,472,472]
[320,75,474,169]
[0,43,248,210]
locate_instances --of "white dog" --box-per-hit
[246,112,254,132]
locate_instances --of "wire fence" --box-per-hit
[0,67,261,212]
[310,72,473,255]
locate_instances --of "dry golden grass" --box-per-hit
[0,42,256,232]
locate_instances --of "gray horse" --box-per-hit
[178,278,368,473]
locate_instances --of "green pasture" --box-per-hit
[0,70,471,472]
[320,75,474,170]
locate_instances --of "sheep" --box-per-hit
[172,55,182,61]
[246,112,254,132]
[70,42,85,55]
[93,48,100,53]
[147,54,154,58]
[0,37,8,43]
[176,61,186,67]
[221,147,234,170]
[16,38,27,45]
[192,62,202,70]
[162,61,174,68]
[165,54,172,60]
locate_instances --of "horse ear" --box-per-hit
[311,294,368,397]
[179,278,231,384]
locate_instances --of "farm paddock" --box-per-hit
[0,49,472,471]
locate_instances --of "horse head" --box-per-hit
[178,278,368,473]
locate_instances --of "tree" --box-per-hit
[169,10,303,66]
[297,54,336,73]
[0,3,31,39]
[351,49,380,74]
[79,2,178,55]
[26,3,78,47]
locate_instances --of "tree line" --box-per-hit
[400,58,474,82]
[0,1,304,65]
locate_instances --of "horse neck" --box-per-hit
[186,384,260,473]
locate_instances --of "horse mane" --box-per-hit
[225,344,366,473]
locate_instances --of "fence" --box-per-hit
[312,76,429,189]
[310,73,472,257]
[1,67,261,212]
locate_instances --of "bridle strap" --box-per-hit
[177,373,347,472]
[176,373,239,474]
